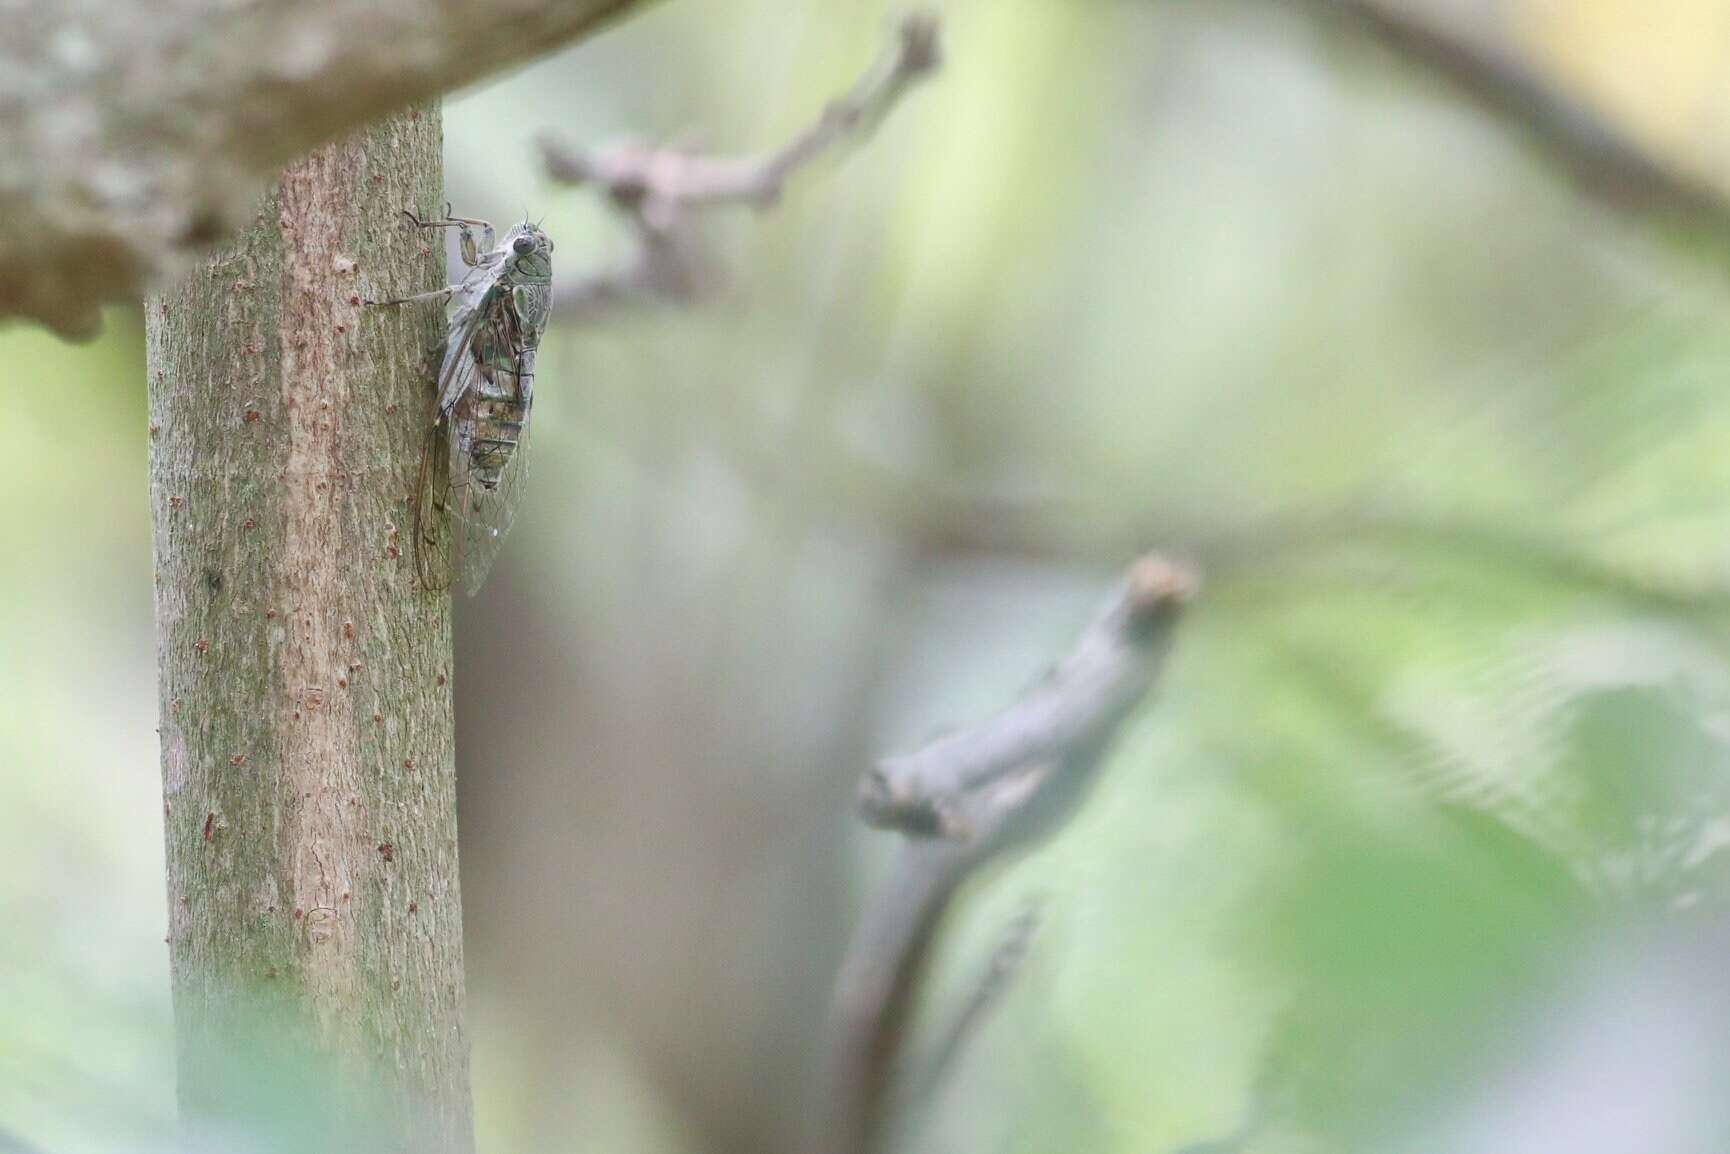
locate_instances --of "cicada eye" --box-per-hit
[512,235,535,255]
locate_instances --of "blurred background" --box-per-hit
[8,1,1730,1151]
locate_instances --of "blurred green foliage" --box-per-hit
[0,311,170,1151]
[8,2,1730,1152]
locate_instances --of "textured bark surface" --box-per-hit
[1,0,645,337]
[147,107,470,1151]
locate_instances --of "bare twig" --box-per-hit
[810,554,1197,1154]
[899,899,1043,1114]
[860,556,1197,838]
[539,10,941,321]
[1291,0,1730,245]
[0,0,647,336]
[0,1128,48,1154]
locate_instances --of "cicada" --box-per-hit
[374,207,555,595]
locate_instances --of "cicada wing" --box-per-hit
[423,275,535,597]
[435,292,492,416]
[451,398,532,597]
[413,416,458,593]
[414,294,496,595]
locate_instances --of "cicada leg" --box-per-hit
[401,205,494,266]
[364,285,456,308]
[362,287,457,373]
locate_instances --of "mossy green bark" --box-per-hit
[146,105,471,1153]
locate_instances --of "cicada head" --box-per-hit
[502,221,554,282]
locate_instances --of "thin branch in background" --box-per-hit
[1291,0,1730,247]
[809,555,1198,1154]
[0,1128,48,1154]
[898,898,1043,1114]
[538,10,941,321]
[860,556,1198,837]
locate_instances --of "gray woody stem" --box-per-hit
[539,11,942,321]
[0,0,645,337]
[811,554,1198,1154]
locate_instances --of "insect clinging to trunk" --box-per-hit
[371,206,555,595]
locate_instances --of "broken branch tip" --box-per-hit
[1125,554,1201,617]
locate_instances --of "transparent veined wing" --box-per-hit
[413,291,500,594]
[448,397,532,596]
[413,415,457,593]
[434,282,496,416]
[413,293,534,596]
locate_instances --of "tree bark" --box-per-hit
[147,106,469,1152]
[0,0,646,337]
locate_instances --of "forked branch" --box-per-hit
[539,11,942,320]
[810,554,1198,1154]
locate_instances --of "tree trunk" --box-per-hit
[146,106,468,1153]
